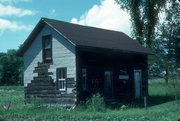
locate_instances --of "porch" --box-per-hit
[76,47,148,102]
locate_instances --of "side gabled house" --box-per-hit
[17,18,152,106]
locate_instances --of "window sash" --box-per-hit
[58,79,66,91]
[57,68,67,91]
[43,48,52,60]
[42,35,52,63]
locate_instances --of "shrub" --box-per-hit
[85,93,106,112]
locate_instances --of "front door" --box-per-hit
[104,69,113,99]
[134,69,142,99]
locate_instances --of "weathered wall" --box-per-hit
[77,49,148,101]
[23,24,76,95]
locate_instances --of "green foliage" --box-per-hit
[0,49,23,85]
[148,82,173,96]
[168,73,180,110]
[156,0,180,66]
[85,93,106,112]
[149,0,180,83]
[115,0,167,48]
[32,97,43,108]
[0,85,180,120]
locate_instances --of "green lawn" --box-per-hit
[0,84,179,121]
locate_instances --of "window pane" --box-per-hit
[44,49,51,59]
[42,35,52,63]
[58,68,66,79]
[45,40,51,49]
[57,68,67,91]
[60,80,64,89]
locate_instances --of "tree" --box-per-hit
[115,0,167,48]
[153,0,180,84]
[0,50,23,85]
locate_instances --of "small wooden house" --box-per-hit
[17,18,152,106]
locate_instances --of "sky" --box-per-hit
[0,0,131,52]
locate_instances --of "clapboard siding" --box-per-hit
[23,24,76,95]
[23,28,43,87]
[49,25,76,94]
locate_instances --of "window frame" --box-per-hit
[56,67,67,91]
[42,35,53,63]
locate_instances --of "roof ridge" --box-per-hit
[42,17,126,34]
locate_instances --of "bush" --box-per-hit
[85,93,106,112]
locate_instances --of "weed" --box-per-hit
[85,93,106,112]
[0,84,180,120]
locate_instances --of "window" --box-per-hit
[119,69,129,84]
[82,68,87,91]
[57,68,67,91]
[42,35,52,63]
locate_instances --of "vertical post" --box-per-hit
[144,96,147,112]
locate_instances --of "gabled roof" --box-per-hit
[17,18,152,56]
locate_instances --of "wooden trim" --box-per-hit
[75,46,80,102]
[43,19,76,46]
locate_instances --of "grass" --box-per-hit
[0,83,180,121]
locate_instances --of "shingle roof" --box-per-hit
[17,18,152,56]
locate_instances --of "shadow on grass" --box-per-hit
[147,95,174,107]
[106,95,175,109]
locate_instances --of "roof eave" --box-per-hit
[16,18,45,57]
[42,18,76,47]
[76,45,153,55]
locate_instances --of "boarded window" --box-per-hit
[57,68,67,91]
[42,35,52,63]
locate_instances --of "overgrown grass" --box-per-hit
[149,83,171,96]
[0,82,180,121]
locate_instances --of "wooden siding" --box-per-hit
[25,62,76,106]
[23,24,77,105]
[49,27,76,85]
[24,25,76,88]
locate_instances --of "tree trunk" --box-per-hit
[165,67,169,84]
